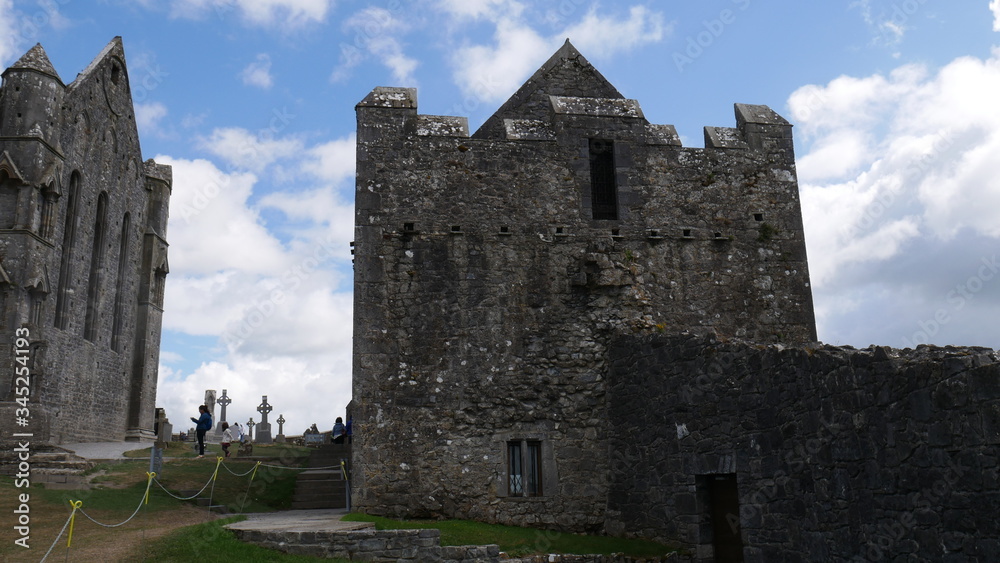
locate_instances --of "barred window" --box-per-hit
[507,440,543,497]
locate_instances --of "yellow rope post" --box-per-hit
[250,461,261,481]
[212,457,223,481]
[340,460,347,480]
[144,472,156,505]
[66,500,83,547]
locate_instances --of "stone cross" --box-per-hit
[255,395,273,444]
[215,389,232,438]
[246,418,255,442]
[276,414,285,435]
[217,389,231,422]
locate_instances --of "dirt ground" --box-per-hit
[4,504,219,563]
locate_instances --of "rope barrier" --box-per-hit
[37,508,74,563]
[33,452,332,561]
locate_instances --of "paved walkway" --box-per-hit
[224,509,373,533]
[61,441,153,460]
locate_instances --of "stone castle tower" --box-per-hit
[0,38,171,444]
[352,41,815,531]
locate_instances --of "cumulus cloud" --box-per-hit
[793,48,1000,347]
[135,101,168,135]
[0,0,71,67]
[445,3,669,104]
[168,0,333,28]
[157,148,355,429]
[240,53,274,89]
[332,7,418,84]
[158,156,290,275]
[992,0,1000,31]
[196,127,303,173]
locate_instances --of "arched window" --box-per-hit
[84,192,108,342]
[111,213,130,352]
[54,172,82,330]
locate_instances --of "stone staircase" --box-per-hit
[291,444,351,510]
[0,446,94,489]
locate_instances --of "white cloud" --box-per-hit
[991,0,1000,31]
[196,127,303,172]
[451,22,556,104]
[158,156,291,275]
[300,135,356,184]
[562,5,670,59]
[0,0,71,67]
[135,101,168,134]
[445,3,669,104]
[332,8,418,84]
[168,0,333,28]
[794,48,1000,346]
[240,53,273,89]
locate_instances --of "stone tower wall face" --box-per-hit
[608,334,1000,561]
[0,41,170,445]
[353,85,815,531]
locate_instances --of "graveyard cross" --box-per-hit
[217,389,231,423]
[246,418,255,441]
[257,395,273,425]
[276,414,285,435]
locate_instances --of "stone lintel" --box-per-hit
[416,115,469,137]
[549,95,644,119]
[503,118,556,141]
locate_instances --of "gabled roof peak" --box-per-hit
[473,39,629,138]
[8,43,61,81]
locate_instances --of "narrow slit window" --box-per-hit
[84,192,108,341]
[55,172,82,330]
[589,139,617,220]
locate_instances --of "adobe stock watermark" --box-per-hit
[673,0,751,73]
[901,254,1000,348]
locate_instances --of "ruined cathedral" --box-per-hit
[354,42,1000,560]
[0,38,170,445]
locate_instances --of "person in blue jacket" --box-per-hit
[190,405,212,458]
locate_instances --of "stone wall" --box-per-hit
[352,42,814,533]
[0,38,170,445]
[608,333,1000,561]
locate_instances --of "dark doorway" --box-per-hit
[708,474,744,562]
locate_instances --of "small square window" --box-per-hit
[682,229,693,238]
[753,213,764,222]
[451,225,462,233]
[403,222,415,232]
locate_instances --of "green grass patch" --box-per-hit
[123,441,311,461]
[151,456,305,513]
[140,517,350,562]
[341,513,680,558]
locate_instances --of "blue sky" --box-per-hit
[3,0,999,432]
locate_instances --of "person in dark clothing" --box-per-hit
[190,405,212,458]
[332,417,346,444]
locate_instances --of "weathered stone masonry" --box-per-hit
[608,334,1000,561]
[0,38,170,445]
[352,41,815,534]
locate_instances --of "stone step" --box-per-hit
[297,470,344,480]
[289,498,347,510]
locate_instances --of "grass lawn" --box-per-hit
[0,451,306,563]
[342,513,682,558]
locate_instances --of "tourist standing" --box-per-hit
[190,405,212,458]
[220,422,234,458]
[332,417,346,444]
